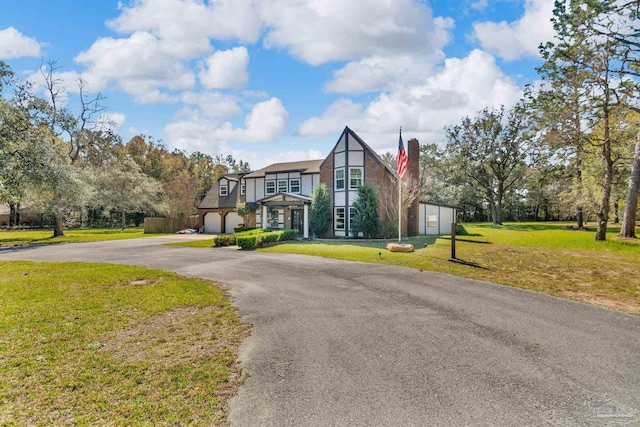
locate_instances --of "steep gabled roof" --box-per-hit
[320,126,398,178]
[197,174,242,209]
[243,159,323,178]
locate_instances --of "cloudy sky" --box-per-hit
[1,0,555,168]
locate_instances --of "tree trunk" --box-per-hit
[595,103,612,241]
[121,207,126,229]
[613,200,619,224]
[53,213,64,237]
[620,130,640,238]
[575,114,584,230]
[9,203,16,227]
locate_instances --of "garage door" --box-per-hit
[203,212,221,233]
[225,212,244,234]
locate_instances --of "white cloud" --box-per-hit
[165,97,289,153]
[75,31,196,101]
[108,0,262,47]
[180,91,241,117]
[0,27,42,59]
[97,112,126,131]
[325,54,443,94]
[259,0,451,65]
[198,47,249,89]
[299,50,522,150]
[472,0,555,61]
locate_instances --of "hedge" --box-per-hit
[234,228,298,249]
[213,234,236,247]
[233,226,257,233]
[236,235,258,249]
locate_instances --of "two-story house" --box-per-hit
[198,126,457,238]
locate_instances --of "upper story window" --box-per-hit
[278,180,288,193]
[290,179,301,194]
[240,180,245,195]
[219,184,228,196]
[266,180,276,195]
[335,168,345,191]
[349,167,363,189]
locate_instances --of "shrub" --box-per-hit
[214,234,236,247]
[236,235,258,249]
[309,183,331,237]
[233,226,256,233]
[378,221,398,239]
[260,231,281,244]
[281,229,297,241]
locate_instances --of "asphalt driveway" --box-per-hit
[1,237,639,426]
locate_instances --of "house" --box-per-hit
[198,126,457,237]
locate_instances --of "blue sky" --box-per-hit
[0,0,555,169]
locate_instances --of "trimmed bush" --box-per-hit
[236,235,258,249]
[233,226,256,233]
[281,229,297,241]
[213,234,236,247]
[260,231,281,244]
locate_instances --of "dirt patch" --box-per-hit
[102,306,244,366]
[560,290,640,316]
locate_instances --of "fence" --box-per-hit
[143,216,199,234]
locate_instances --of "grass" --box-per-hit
[0,261,248,426]
[0,228,167,247]
[259,222,640,315]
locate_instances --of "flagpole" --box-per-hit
[398,127,402,243]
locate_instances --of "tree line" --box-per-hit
[0,60,249,236]
[408,0,638,241]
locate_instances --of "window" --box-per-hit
[240,180,245,195]
[335,168,345,190]
[349,167,363,189]
[427,214,438,228]
[290,179,300,194]
[278,180,288,193]
[349,207,355,231]
[335,207,345,230]
[266,180,276,195]
[219,184,228,196]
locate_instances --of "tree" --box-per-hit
[92,157,161,229]
[443,106,530,225]
[309,183,331,238]
[351,185,379,238]
[539,0,640,240]
[620,128,640,237]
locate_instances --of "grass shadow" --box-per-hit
[448,258,491,270]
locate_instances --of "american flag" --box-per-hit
[397,129,408,179]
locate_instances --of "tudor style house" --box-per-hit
[198,127,457,238]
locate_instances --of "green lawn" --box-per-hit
[259,222,640,315]
[0,261,248,425]
[0,228,167,247]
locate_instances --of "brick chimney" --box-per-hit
[407,138,420,236]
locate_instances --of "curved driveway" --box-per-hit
[1,236,639,426]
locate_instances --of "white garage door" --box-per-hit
[203,212,221,233]
[225,212,244,234]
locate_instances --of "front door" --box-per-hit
[291,209,303,235]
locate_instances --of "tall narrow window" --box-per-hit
[335,168,345,190]
[240,180,245,195]
[349,167,363,189]
[290,179,301,194]
[266,180,276,195]
[278,180,288,193]
[335,207,345,230]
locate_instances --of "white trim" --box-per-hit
[266,180,276,195]
[335,168,345,191]
[349,167,363,189]
[219,184,228,196]
[334,207,345,230]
